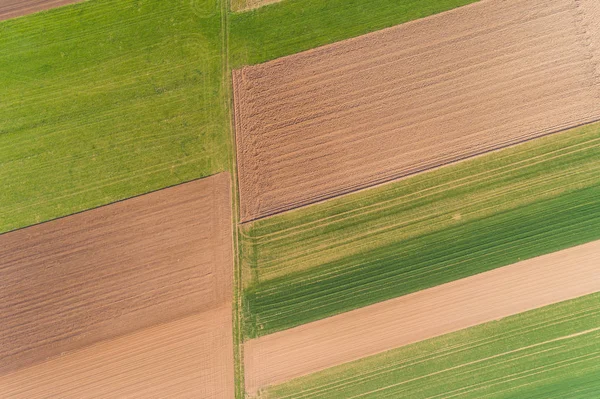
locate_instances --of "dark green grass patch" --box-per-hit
[245,185,600,337]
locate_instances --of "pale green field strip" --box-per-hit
[244,239,600,394]
[261,292,600,399]
[229,0,480,67]
[0,0,229,234]
[242,122,600,337]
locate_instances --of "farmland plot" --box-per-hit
[244,240,600,393]
[233,0,600,221]
[0,0,229,234]
[242,122,600,337]
[261,292,600,398]
[0,173,234,396]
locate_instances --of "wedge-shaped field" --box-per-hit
[242,122,600,337]
[0,173,234,396]
[233,0,600,221]
[262,292,600,398]
[244,240,600,393]
[229,0,480,65]
[0,0,229,234]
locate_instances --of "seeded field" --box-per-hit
[241,122,600,337]
[233,0,600,221]
[261,292,600,398]
[0,0,229,234]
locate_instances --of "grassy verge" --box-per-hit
[229,0,480,67]
[0,0,229,234]
[261,292,600,398]
[241,123,600,337]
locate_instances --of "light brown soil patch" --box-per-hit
[0,0,84,21]
[0,173,234,396]
[233,0,600,222]
[244,239,600,394]
[0,305,233,398]
[232,0,283,12]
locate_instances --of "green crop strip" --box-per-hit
[242,123,600,337]
[0,0,230,233]
[229,0,480,68]
[262,292,600,398]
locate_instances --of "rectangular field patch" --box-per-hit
[0,173,234,396]
[233,0,600,221]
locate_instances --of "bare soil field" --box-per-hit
[0,173,233,395]
[0,305,234,398]
[233,0,600,221]
[244,239,600,394]
[232,0,282,12]
[0,0,83,20]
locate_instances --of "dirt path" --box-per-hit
[0,173,234,397]
[0,305,234,398]
[244,239,600,394]
[232,0,282,12]
[233,0,600,222]
[0,0,84,21]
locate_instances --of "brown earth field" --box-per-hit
[244,239,600,394]
[0,305,233,398]
[233,0,600,222]
[0,173,234,397]
[0,0,83,21]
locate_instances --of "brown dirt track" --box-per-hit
[0,0,83,20]
[0,173,234,397]
[244,239,600,394]
[233,0,600,222]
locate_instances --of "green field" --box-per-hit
[242,122,600,337]
[229,0,480,67]
[262,292,600,398]
[0,0,229,234]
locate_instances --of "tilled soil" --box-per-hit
[0,305,234,398]
[0,0,83,20]
[233,0,600,222]
[0,173,234,397]
[244,239,600,394]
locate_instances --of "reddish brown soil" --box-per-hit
[0,305,234,398]
[244,240,600,394]
[0,173,234,397]
[233,0,600,222]
[0,0,83,20]
[234,0,282,12]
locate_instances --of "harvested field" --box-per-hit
[233,0,600,222]
[0,173,233,395]
[263,292,600,398]
[244,240,600,394]
[0,305,234,398]
[0,0,82,20]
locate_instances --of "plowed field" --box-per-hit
[0,0,82,20]
[233,0,600,221]
[0,173,234,396]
